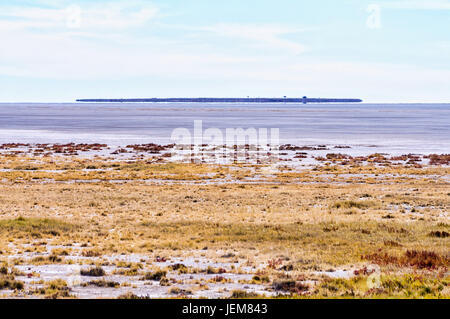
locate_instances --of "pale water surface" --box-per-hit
[0,103,448,155]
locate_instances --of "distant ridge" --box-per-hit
[76,97,363,104]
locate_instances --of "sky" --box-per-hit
[0,0,449,102]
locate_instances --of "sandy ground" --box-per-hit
[0,143,448,299]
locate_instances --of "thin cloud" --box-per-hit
[199,23,308,54]
[380,0,450,10]
[0,2,159,31]
[166,23,310,54]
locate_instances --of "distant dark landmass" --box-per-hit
[76,97,363,104]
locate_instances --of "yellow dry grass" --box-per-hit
[0,155,448,298]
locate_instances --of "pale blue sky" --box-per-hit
[1,0,449,102]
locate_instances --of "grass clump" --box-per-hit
[169,263,189,274]
[113,262,143,276]
[82,250,102,257]
[272,279,309,294]
[252,275,270,283]
[316,277,363,296]
[0,217,78,236]
[380,274,449,298]
[314,274,449,298]
[331,200,376,210]
[117,292,150,299]
[141,270,167,281]
[0,276,24,290]
[47,279,68,290]
[365,250,449,269]
[82,280,120,288]
[80,267,106,277]
[31,255,63,265]
[32,279,73,299]
[428,231,449,238]
[205,266,227,274]
[169,287,192,295]
[0,266,8,275]
[0,265,24,290]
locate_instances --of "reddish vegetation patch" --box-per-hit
[212,275,226,282]
[294,152,307,159]
[390,154,423,166]
[313,152,429,167]
[272,280,309,294]
[280,144,328,151]
[126,143,175,153]
[353,266,375,276]
[111,148,129,155]
[155,256,167,262]
[267,258,283,269]
[38,143,107,155]
[0,143,30,149]
[326,153,352,160]
[364,250,449,270]
[424,154,450,165]
[0,143,108,156]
